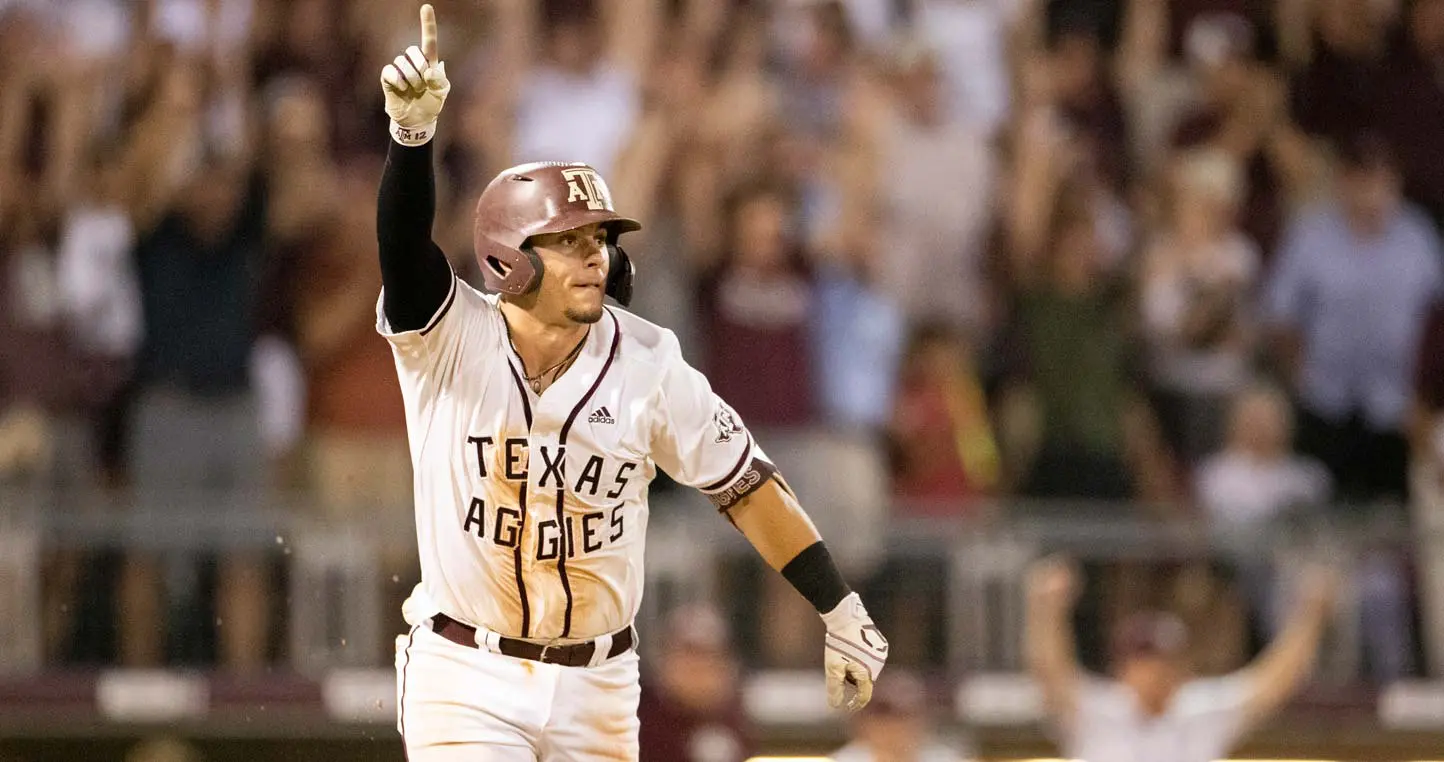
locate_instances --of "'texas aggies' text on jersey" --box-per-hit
[378,275,775,643]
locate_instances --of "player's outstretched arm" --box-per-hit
[1024,556,1084,725]
[376,4,454,332]
[726,479,888,712]
[1235,564,1338,722]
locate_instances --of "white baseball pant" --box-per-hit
[395,623,641,761]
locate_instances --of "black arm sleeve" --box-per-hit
[780,541,852,614]
[377,140,455,332]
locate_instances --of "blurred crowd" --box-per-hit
[4,0,1444,714]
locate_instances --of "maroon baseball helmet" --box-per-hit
[473,161,641,305]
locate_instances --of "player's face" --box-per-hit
[528,222,610,325]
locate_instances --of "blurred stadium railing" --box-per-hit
[7,483,1444,760]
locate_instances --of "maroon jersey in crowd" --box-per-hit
[637,686,755,762]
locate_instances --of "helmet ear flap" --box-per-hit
[478,237,545,297]
[521,245,545,294]
[605,244,635,307]
[501,243,543,295]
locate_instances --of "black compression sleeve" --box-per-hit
[780,541,852,614]
[377,139,454,332]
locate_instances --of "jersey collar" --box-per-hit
[506,308,621,436]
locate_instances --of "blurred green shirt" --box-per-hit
[1017,286,1135,456]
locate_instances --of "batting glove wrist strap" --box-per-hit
[820,592,889,712]
[390,119,437,147]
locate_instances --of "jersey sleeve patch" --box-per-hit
[711,401,745,443]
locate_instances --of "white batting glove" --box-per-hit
[820,592,888,712]
[380,4,451,147]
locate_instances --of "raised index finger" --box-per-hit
[420,4,439,62]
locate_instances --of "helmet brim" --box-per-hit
[529,209,642,239]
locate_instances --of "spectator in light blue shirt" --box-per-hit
[1263,133,1444,503]
[812,263,905,430]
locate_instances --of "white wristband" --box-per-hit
[390,120,437,147]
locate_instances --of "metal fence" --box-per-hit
[1,484,1435,685]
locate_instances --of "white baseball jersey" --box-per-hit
[1059,674,1253,762]
[377,275,774,643]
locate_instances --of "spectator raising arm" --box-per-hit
[1005,106,1070,283]
[1025,557,1084,724]
[602,0,660,80]
[1233,565,1339,722]
[608,25,710,240]
[1027,556,1339,762]
[463,0,535,180]
[1115,0,1167,102]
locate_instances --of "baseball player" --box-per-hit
[1025,557,1338,762]
[376,7,889,760]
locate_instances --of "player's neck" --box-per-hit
[499,302,591,379]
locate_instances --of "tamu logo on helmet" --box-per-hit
[562,168,614,211]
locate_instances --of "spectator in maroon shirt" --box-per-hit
[638,604,755,762]
[697,181,815,428]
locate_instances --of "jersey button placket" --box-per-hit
[537,430,576,639]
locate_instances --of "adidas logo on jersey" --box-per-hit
[588,406,615,425]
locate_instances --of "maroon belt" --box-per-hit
[431,613,634,667]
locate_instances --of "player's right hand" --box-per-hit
[381,4,451,146]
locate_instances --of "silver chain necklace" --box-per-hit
[520,335,586,394]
